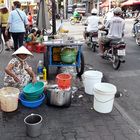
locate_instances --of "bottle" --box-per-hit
[37,60,43,80]
[43,67,47,81]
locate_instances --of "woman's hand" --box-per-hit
[32,77,37,84]
[13,76,21,83]
[5,30,8,36]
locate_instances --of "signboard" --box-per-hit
[0,0,4,4]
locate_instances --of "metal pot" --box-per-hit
[46,87,72,107]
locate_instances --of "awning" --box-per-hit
[121,0,140,7]
[100,1,109,8]
[121,0,133,7]
[133,0,140,5]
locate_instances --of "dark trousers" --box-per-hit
[1,27,11,42]
[11,32,25,51]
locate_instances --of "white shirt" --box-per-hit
[85,15,100,32]
[105,16,125,39]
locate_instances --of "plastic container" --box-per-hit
[56,73,72,90]
[19,93,45,108]
[93,83,117,113]
[60,48,77,64]
[23,93,42,101]
[24,113,43,137]
[23,81,44,95]
[35,44,46,53]
[43,67,47,81]
[37,60,43,80]
[0,87,20,112]
[82,70,103,95]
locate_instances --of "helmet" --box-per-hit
[113,7,122,15]
[91,8,98,14]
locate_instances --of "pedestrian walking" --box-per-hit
[5,1,28,51]
[0,4,12,51]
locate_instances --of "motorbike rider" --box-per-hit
[73,9,82,21]
[83,8,100,40]
[98,7,125,57]
[132,12,140,35]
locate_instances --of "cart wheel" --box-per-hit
[76,52,84,77]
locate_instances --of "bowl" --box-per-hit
[19,93,45,108]
[23,81,44,95]
[23,93,42,101]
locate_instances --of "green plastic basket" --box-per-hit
[23,81,44,95]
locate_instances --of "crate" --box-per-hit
[34,44,46,53]
[52,47,62,62]
[24,43,34,52]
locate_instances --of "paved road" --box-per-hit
[0,18,140,140]
[63,18,140,132]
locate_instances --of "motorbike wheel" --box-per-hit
[76,52,85,77]
[70,19,76,25]
[112,55,121,70]
[136,36,140,46]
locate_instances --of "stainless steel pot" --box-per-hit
[46,87,72,107]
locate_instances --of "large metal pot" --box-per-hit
[46,87,72,107]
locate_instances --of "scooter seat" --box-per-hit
[89,32,98,37]
[110,40,125,45]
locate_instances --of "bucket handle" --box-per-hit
[94,96,114,103]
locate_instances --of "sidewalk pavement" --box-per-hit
[0,21,140,140]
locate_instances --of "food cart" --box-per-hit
[43,39,85,80]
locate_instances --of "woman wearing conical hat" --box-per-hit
[4,46,36,89]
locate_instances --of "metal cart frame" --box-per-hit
[43,41,85,79]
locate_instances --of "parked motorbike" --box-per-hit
[69,15,83,25]
[100,29,126,70]
[84,27,98,52]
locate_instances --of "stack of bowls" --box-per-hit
[19,81,45,108]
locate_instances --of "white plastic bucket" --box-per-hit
[0,87,20,112]
[93,83,117,113]
[82,70,103,95]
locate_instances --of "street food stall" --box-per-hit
[43,37,85,80]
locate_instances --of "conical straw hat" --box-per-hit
[12,46,33,56]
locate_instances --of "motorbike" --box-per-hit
[100,29,126,70]
[132,18,140,38]
[69,15,83,25]
[84,27,98,52]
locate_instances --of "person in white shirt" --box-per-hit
[83,8,100,39]
[99,7,125,56]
